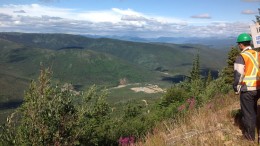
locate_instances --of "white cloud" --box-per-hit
[121,15,148,21]
[112,8,141,16]
[0,4,252,38]
[191,13,211,19]
[0,4,74,19]
[76,10,121,23]
[13,10,26,13]
[241,9,258,14]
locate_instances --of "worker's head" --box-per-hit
[236,33,252,50]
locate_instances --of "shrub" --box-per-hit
[159,87,189,108]
[0,68,112,146]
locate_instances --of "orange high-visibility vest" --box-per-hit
[240,49,260,87]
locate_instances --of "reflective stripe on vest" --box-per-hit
[240,50,260,87]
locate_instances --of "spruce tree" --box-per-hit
[206,70,212,86]
[189,53,204,101]
[222,47,240,84]
[190,53,200,81]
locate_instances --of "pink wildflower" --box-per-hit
[178,104,186,111]
[119,136,135,146]
[187,97,196,110]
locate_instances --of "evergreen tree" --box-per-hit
[189,53,205,102]
[190,53,200,81]
[222,47,240,84]
[206,70,212,86]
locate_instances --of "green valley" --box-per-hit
[0,32,229,124]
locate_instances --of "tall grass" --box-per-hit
[137,92,259,146]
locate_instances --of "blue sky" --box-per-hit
[0,0,259,38]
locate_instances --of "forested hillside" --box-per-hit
[0,32,227,73]
[0,32,244,145]
[0,55,234,145]
[0,37,155,109]
[0,32,229,105]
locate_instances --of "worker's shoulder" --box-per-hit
[235,54,244,64]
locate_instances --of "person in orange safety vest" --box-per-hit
[233,33,260,141]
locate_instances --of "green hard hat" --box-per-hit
[237,33,252,43]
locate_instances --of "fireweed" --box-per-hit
[178,97,196,112]
[118,136,135,146]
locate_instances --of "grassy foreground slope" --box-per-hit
[140,92,259,146]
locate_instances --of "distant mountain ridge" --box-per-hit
[0,32,228,71]
[84,34,236,49]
